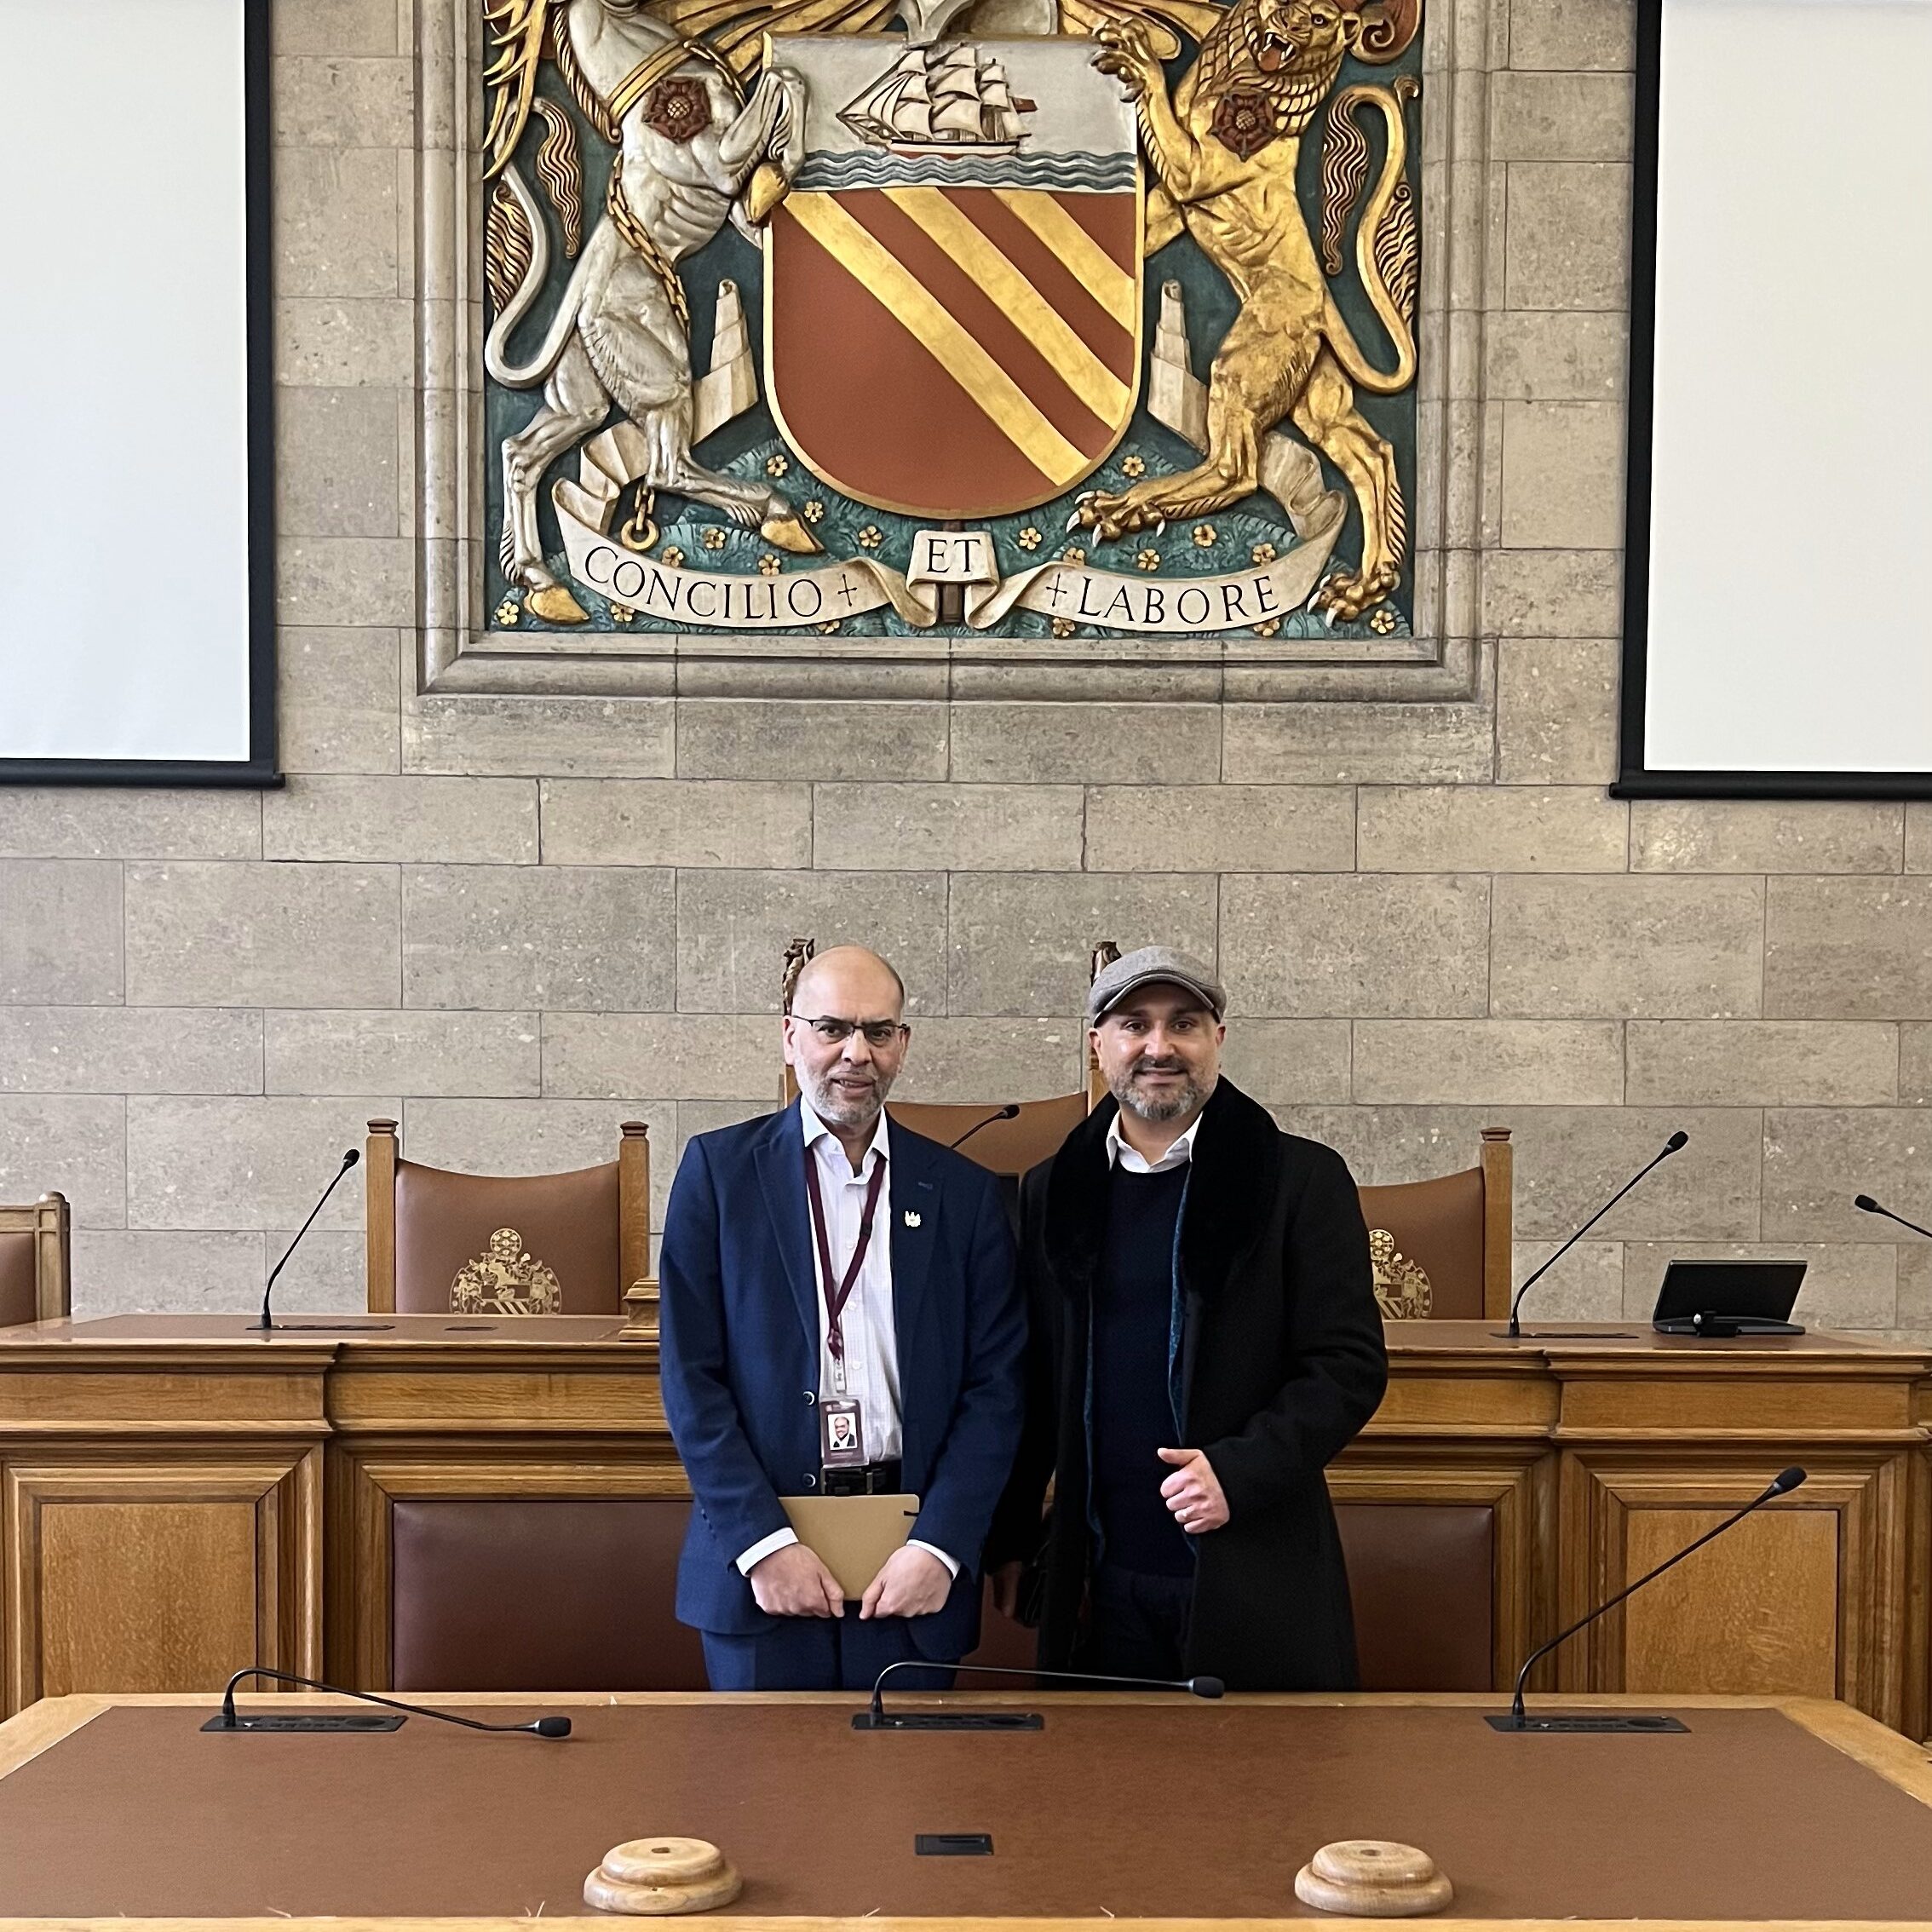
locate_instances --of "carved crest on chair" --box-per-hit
[1369,1228,1432,1320]
[451,1228,562,1316]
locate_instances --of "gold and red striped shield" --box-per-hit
[765,37,1141,520]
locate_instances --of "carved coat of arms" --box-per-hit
[480,0,1421,643]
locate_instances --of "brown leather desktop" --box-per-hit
[3,1700,1931,1921]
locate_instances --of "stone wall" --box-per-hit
[3,0,1929,1336]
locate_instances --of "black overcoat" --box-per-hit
[988,1076,1388,1691]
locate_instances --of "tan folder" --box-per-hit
[779,1493,921,1598]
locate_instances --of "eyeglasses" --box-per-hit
[793,1015,910,1049]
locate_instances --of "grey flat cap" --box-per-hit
[1088,946,1227,1023]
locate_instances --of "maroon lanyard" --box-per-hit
[802,1145,888,1362]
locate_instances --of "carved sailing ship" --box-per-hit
[840,43,1036,157]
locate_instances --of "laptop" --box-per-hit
[1652,1260,1807,1337]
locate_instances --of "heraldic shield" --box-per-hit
[766,35,1142,520]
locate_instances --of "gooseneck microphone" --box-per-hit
[1855,1194,1932,1241]
[859,1658,1223,1729]
[210,1667,572,1737]
[253,1149,359,1332]
[949,1103,1021,1152]
[1504,1131,1688,1337]
[1495,1466,1807,1731]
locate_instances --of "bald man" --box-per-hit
[660,947,1026,1691]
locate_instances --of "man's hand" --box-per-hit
[860,1544,953,1620]
[748,1543,844,1618]
[1158,1446,1230,1534]
[989,1560,1026,1621]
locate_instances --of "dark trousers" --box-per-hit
[701,1608,957,1692]
[1071,1562,1193,1683]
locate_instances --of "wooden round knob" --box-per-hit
[584,1837,742,1915]
[1294,1840,1452,1918]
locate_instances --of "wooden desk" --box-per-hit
[0,1316,1927,1733]
[4,1691,1932,1926]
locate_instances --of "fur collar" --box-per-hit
[1043,1076,1282,1298]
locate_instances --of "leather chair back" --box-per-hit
[365,1120,651,1315]
[1337,1501,1494,1691]
[0,1194,71,1326]
[1357,1129,1513,1320]
[887,1095,1089,1176]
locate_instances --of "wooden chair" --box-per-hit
[364,1119,652,1316]
[0,1193,71,1326]
[1358,1130,1514,1322]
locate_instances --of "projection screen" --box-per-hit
[1618,0,1932,797]
[0,0,274,785]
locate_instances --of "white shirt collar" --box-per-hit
[1106,1107,1202,1176]
[799,1095,890,1176]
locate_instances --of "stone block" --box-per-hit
[676,700,947,780]
[1632,802,1903,874]
[541,780,811,868]
[278,537,415,626]
[1491,875,1763,1018]
[272,0,400,55]
[1278,1103,1760,1240]
[264,776,538,863]
[814,785,1083,871]
[1623,1240,1897,1331]
[951,704,1221,785]
[543,1013,777,1102]
[1495,638,1619,784]
[276,298,415,387]
[1504,164,1631,309]
[1085,786,1356,873]
[1901,1026,1932,1106]
[1485,312,1627,402]
[274,147,400,299]
[1217,1019,1354,1104]
[406,697,676,778]
[400,1097,677,1227]
[1222,875,1491,1017]
[1509,0,1636,70]
[266,1010,541,1098]
[0,861,123,1004]
[256,1230,366,1314]
[273,56,412,146]
[0,1009,262,1096]
[69,1231,270,1320]
[276,387,401,538]
[0,790,260,860]
[126,862,400,1009]
[1908,804,1932,873]
[1490,71,1634,160]
[1628,1021,1898,1107]
[1500,401,1625,549]
[1762,1108,1930,1242]
[126,1096,390,1231]
[1509,1239,1624,1320]
[948,873,1217,1016]
[890,1018,1086,1103]
[1354,1020,1624,1105]
[0,1095,126,1228]
[1358,786,1627,871]
[1898,1247,1932,1331]
[1767,880,1932,1020]
[676,870,948,1013]
[1484,555,1622,638]
[402,865,675,1011]
[1222,702,1494,784]
[280,628,400,773]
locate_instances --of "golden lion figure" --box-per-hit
[1084,0,1417,620]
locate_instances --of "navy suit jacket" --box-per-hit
[658,1101,1025,1657]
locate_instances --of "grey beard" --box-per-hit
[1111,1066,1211,1124]
[801,1063,895,1130]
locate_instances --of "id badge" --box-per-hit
[819,1399,866,1467]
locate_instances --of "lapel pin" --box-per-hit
[903,1210,922,1228]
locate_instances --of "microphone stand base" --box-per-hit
[1484,1712,1687,1734]
[853,1711,1043,1731]
[203,1711,405,1733]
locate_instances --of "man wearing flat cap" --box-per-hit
[990,946,1387,1691]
